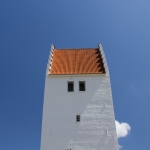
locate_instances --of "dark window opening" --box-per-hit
[76,115,80,122]
[68,82,74,92]
[79,81,85,91]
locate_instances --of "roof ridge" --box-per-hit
[54,48,98,50]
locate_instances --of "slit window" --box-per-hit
[68,82,74,92]
[79,81,85,91]
[76,115,80,122]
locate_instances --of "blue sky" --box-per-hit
[1,1,150,149]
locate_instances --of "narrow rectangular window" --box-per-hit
[76,115,80,122]
[68,82,74,92]
[79,81,85,91]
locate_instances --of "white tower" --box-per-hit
[40,44,118,150]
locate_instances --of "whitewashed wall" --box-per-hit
[40,74,118,150]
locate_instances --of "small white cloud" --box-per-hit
[118,145,123,149]
[115,120,131,139]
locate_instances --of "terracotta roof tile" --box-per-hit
[49,48,105,75]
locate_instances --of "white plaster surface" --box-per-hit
[40,74,118,150]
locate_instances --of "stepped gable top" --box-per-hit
[49,47,106,75]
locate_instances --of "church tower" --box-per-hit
[40,44,118,150]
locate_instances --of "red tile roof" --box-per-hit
[49,48,105,75]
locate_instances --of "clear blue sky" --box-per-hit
[1,1,150,150]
